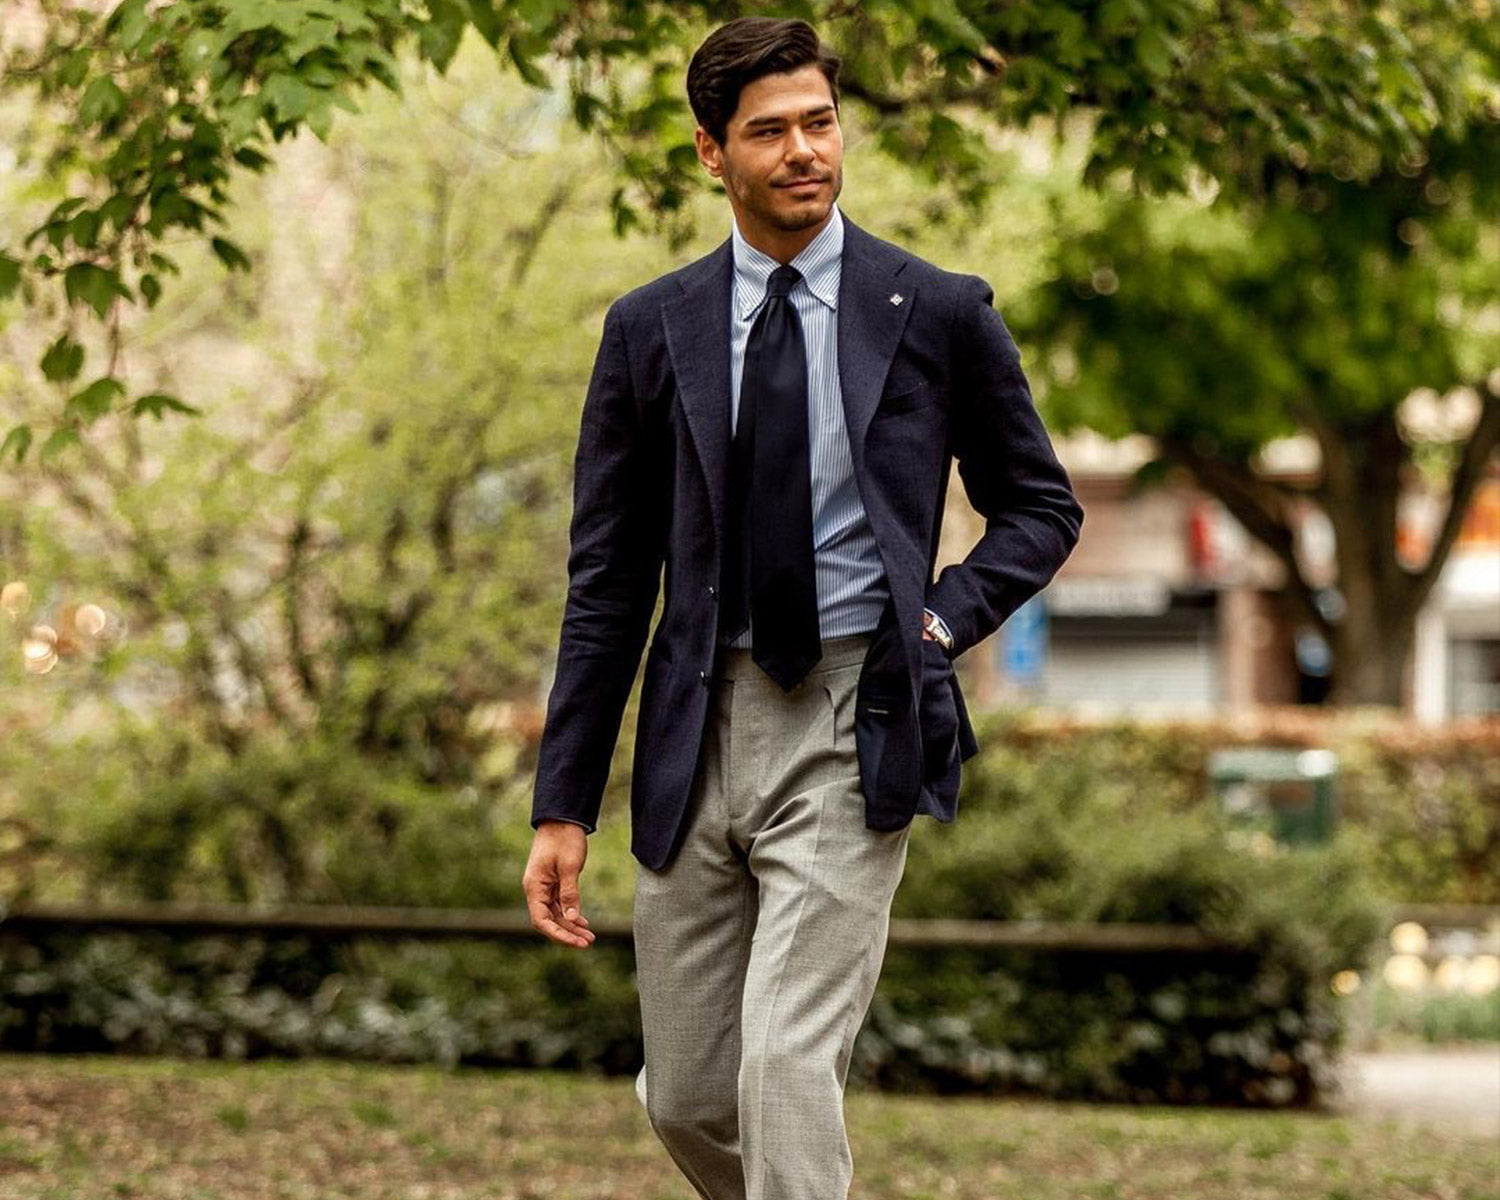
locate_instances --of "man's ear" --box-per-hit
[694,127,724,179]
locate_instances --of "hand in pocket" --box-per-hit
[917,637,959,780]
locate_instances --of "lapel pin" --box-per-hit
[889,293,904,306]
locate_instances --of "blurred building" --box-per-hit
[1413,475,1500,721]
[941,430,1500,721]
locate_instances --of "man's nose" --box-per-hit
[785,128,814,161]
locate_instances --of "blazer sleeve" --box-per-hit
[531,299,668,833]
[924,275,1084,659]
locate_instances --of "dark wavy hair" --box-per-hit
[686,17,842,148]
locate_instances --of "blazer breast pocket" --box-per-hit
[878,380,939,417]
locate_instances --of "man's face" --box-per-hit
[695,63,844,237]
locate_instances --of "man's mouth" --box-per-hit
[778,178,825,190]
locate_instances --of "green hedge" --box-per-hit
[5,703,1490,1104]
[862,711,1390,1102]
[0,933,643,1073]
[5,704,1492,915]
[1,703,1402,1107]
[0,921,1356,1107]
[952,706,1499,906]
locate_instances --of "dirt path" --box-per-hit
[1336,1048,1500,1136]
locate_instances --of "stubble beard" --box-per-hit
[723,153,842,233]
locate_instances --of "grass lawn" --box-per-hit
[0,1054,1495,1200]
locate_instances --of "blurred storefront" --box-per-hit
[938,432,1499,719]
[1412,476,1500,721]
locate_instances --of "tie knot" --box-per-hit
[765,264,801,300]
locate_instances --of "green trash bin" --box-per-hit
[1208,747,1339,845]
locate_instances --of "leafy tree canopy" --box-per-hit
[1011,101,1498,703]
[1,0,1495,460]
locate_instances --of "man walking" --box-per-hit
[522,16,1083,1199]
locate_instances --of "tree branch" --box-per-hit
[1158,433,1332,636]
[281,516,323,703]
[1411,388,1500,608]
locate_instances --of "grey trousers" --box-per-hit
[632,632,912,1200]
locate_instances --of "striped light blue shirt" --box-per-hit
[723,203,889,650]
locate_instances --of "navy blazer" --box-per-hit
[531,213,1084,870]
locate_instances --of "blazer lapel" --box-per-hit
[837,216,916,479]
[663,238,733,553]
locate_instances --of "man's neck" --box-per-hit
[734,209,833,265]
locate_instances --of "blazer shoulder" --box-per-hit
[903,254,992,307]
[613,273,681,315]
[602,281,667,340]
[611,241,727,320]
[847,219,989,299]
[597,270,699,357]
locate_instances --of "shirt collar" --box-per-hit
[731,203,843,320]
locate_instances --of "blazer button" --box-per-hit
[699,669,709,686]
[707,585,718,600]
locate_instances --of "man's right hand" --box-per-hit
[522,821,597,949]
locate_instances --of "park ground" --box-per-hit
[0,1053,1495,1200]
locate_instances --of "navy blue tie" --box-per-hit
[723,264,821,691]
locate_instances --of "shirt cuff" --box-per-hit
[533,816,595,834]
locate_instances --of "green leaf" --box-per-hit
[362,45,402,92]
[1,424,33,465]
[233,146,273,171]
[79,77,128,127]
[1098,0,1144,39]
[463,0,505,48]
[58,48,91,89]
[65,376,127,423]
[306,99,334,142]
[140,273,162,308]
[508,35,550,88]
[39,426,81,464]
[571,89,606,132]
[515,0,567,29]
[63,262,131,318]
[1130,456,1174,490]
[610,189,640,238]
[221,0,292,37]
[918,0,989,53]
[68,209,101,250]
[40,334,85,382]
[41,197,87,227]
[131,392,203,420]
[285,16,340,61]
[210,237,252,272]
[0,254,21,299]
[1134,27,1176,79]
[98,191,142,233]
[104,0,151,49]
[261,74,314,122]
[421,0,468,69]
[181,28,233,81]
[302,0,376,33]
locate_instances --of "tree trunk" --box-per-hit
[1327,611,1414,707]
[1165,393,1498,710]
[1311,411,1419,707]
